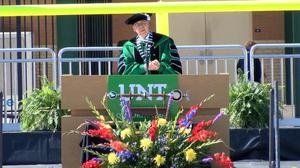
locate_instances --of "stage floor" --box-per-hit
[234,160,300,167]
[3,161,300,168]
[3,165,61,168]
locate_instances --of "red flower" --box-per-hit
[81,159,101,168]
[187,119,215,142]
[110,140,126,152]
[214,152,234,168]
[85,122,114,140]
[188,130,216,142]
[191,120,213,135]
[86,128,114,140]
[148,119,158,141]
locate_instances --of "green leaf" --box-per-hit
[20,76,69,132]
[225,72,272,128]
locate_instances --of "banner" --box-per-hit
[1,1,300,17]
[107,75,179,121]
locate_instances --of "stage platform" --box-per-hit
[3,128,300,164]
[2,128,300,166]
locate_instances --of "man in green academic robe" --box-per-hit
[118,13,182,75]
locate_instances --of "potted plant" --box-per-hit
[20,77,69,132]
[225,72,274,161]
[225,72,272,128]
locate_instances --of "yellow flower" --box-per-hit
[179,127,191,135]
[104,124,111,129]
[140,138,153,151]
[153,154,166,167]
[99,115,105,121]
[157,118,167,127]
[108,152,119,165]
[120,128,133,140]
[185,148,197,162]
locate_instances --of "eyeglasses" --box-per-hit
[133,21,148,28]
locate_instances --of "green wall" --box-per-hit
[285,11,300,117]
[57,0,79,74]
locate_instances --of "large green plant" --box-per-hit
[20,78,68,131]
[225,73,271,128]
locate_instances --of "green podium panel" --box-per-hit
[107,75,179,121]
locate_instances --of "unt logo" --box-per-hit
[108,83,167,101]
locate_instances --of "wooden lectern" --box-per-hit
[61,75,229,168]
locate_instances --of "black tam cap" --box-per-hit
[125,13,152,25]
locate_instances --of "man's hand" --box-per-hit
[148,59,160,70]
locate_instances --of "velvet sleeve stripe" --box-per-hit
[170,55,180,60]
[118,56,125,63]
[170,54,182,74]
[117,55,126,74]
[170,44,178,51]
[168,44,182,74]
[169,45,180,57]
[171,60,182,66]
[118,65,126,75]
[170,61,182,74]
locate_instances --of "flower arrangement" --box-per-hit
[80,95,233,168]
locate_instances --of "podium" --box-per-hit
[61,75,229,168]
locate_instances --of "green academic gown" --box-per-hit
[117,32,182,75]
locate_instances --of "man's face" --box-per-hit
[132,20,150,38]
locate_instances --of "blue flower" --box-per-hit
[166,93,174,117]
[178,117,192,128]
[178,105,198,128]
[117,150,136,162]
[87,145,113,153]
[120,97,132,121]
[92,157,105,162]
[201,156,213,163]
[213,112,224,123]
[185,107,197,121]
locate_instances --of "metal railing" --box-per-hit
[250,43,300,114]
[58,45,247,88]
[178,45,247,78]
[1,44,300,126]
[0,91,3,167]
[269,81,280,168]
[0,48,56,123]
[57,46,122,88]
